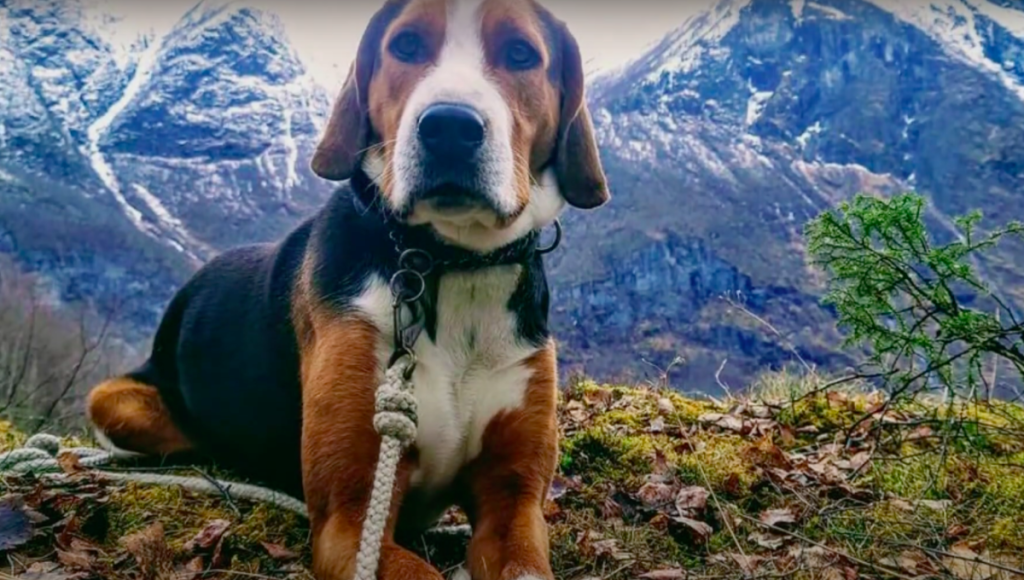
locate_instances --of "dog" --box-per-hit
[85,0,609,578]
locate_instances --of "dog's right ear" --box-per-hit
[311,1,406,181]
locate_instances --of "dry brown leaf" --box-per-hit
[56,452,86,476]
[601,496,623,520]
[889,498,915,512]
[588,537,633,562]
[174,555,205,580]
[826,391,850,410]
[56,549,94,571]
[847,451,871,471]
[261,541,300,561]
[649,513,670,532]
[542,499,562,520]
[721,472,744,496]
[918,499,952,511]
[943,544,1006,580]
[639,569,685,580]
[183,519,231,553]
[947,523,970,539]
[674,486,709,516]
[908,425,934,441]
[759,507,798,528]
[749,531,785,550]
[565,400,588,423]
[14,561,87,580]
[649,417,666,433]
[636,482,674,507]
[672,516,713,544]
[584,388,612,409]
[729,553,763,575]
[120,521,175,580]
[652,448,672,477]
[778,424,797,446]
[657,398,676,415]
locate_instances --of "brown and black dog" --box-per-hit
[85,1,609,578]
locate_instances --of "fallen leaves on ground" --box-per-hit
[547,379,1024,579]
[4,378,1024,580]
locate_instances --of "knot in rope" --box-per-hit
[372,355,418,445]
[0,433,113,475]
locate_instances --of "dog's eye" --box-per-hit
[503,40,540,71]
[389,31,427,64]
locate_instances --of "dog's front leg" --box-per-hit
[462,344,559,580]
[301,316,443,580]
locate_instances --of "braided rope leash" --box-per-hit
[354,354,419,580]
[0,433,308,517]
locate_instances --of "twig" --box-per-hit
[734,513,917,580]
[675,419,748,563]
[897,544,1024,577]
[715,359,733,399]
[200,571,285,580]
[191,467,242,517]
[721,295,812,374]
[601,562,634,579]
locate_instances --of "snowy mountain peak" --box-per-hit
[867,0,1024,100]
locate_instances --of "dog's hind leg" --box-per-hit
[86,374,192,458]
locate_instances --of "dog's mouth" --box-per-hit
[406,184,512,233]
[418,184,489,211]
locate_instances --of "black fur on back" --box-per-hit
[130,172,552,497]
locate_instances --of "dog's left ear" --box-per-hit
[311,1,405,181]
[554,20,610,209]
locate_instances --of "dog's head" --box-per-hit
[311,0,609,252]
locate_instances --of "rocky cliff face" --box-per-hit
[1,0,1022,390]
[0,0,331,337]
[549,0,1024,390]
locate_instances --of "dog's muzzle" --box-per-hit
[412,103,495,212]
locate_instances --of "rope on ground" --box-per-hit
[0,432,307,517]
[0,356,452,574]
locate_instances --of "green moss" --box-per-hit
[5,373,1024,578]
[561,428,656,487]
[0,419,27,450]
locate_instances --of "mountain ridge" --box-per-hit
[2,0,1022,390]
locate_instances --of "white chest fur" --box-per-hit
[353,265,540,492]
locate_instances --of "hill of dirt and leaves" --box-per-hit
[2,193,1023,580]
[2,372,1024,580]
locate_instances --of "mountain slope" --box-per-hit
[550,0,1024,389]
[1,0,1023,390]
[0,0,331,338]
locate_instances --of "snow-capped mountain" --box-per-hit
[1,0,1022,389]
[0,0,332,335]
[548,0,1024,387]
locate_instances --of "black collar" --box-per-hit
[349,168,554,274]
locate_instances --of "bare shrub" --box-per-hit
[0,255,131,432]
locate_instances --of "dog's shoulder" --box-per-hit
[302,182,394,310]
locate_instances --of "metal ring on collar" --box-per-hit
[537,219,562,255]
[398,248,434,276]
[389,269,426,304]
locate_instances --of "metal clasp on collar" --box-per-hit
[387,249,434,372]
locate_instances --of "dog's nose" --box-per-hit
[418,104,485,160]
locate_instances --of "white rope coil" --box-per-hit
[1,355,425,580]
[0,433,307,517]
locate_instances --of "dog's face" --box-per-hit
[311,0,609,252]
